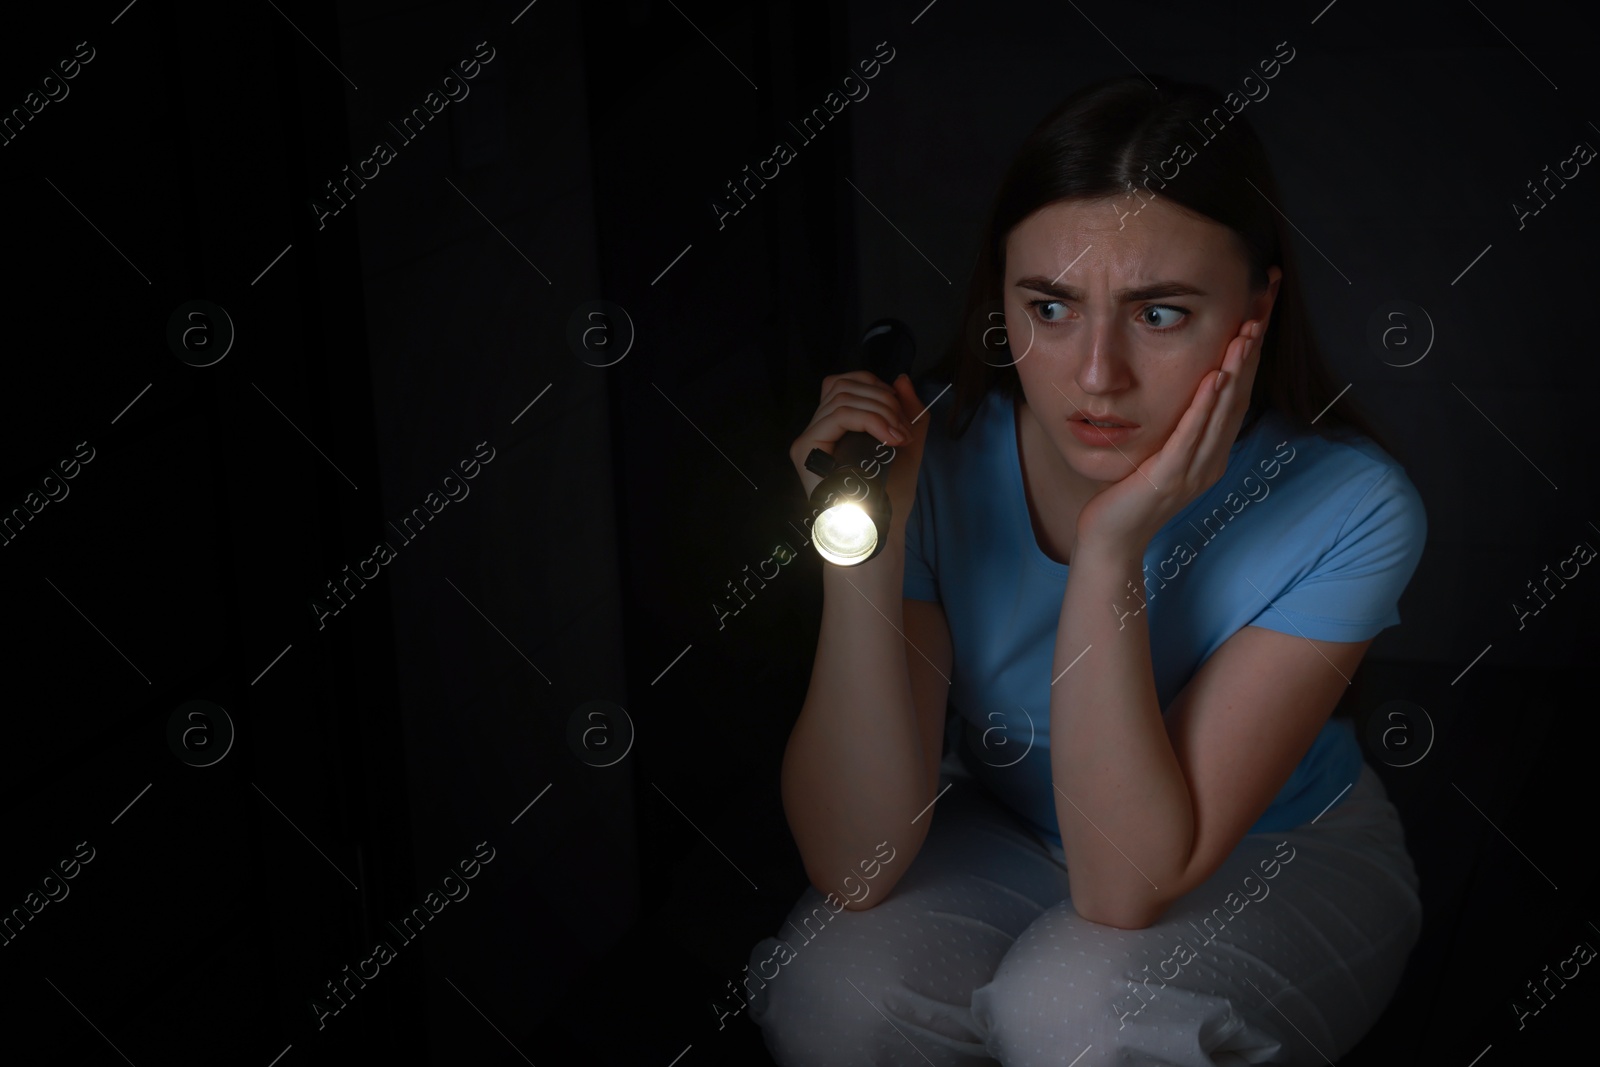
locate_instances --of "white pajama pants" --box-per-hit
[743,758,1422,1065]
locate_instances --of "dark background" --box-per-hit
[0,0,1594,1064]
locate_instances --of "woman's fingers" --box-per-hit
[792,371,924,499]
[814,394,910,442]
[820,369,891,395]
[1155,359,1227,484]
[821,377,912,432]
[799,401,903,455]
[1195,323,1257,467]
[791,377,910,477]
[820,372,901,414]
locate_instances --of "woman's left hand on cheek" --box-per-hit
[1075,318,1265,554]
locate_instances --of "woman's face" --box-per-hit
[1002,195,1281,488]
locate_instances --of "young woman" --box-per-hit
[742,75,1427,1065]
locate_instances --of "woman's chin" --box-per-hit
[1063,444,1152,481]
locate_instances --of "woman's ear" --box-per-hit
[1254,265,1283,327]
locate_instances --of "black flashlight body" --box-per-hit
[802,319,918,565]
[804,318,918,481]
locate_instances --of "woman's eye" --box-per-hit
[1029,299,1068,323]
[1141,305,1186,329]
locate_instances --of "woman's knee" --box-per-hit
[745,876,1021,1065]
[741,892,911,1060]
[970,905,1171,1063]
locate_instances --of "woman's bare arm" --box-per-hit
[779,543,952,910]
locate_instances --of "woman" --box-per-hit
[743,74,1426,1066]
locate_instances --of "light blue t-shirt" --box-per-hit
[901,378,1426,851]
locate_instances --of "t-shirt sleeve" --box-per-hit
[1248,463,1426,642]
[901,448,941,603]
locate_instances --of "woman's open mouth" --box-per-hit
[1067,414,1138,446]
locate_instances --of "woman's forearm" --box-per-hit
[1050,540,1194,925]
[781,542,933,909]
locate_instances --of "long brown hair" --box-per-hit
[932,73,1394,459]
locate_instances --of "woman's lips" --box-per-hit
[1067,416,1139,446]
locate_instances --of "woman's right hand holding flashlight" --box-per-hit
[789,371,931,534]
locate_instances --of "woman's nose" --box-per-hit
[1075,322,1132,393]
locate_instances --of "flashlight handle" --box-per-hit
[831,429,889,471]
[802,316,918,482]
[802,428,898,481]
[824,316,917,470]
[848,317,916,382]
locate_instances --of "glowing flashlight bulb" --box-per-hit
[813,502,879,566]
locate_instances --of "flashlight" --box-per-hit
[802,318,916,566]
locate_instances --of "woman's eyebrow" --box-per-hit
[1015,277,1208,301]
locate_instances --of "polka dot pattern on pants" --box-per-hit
[743,763,1420,1066]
